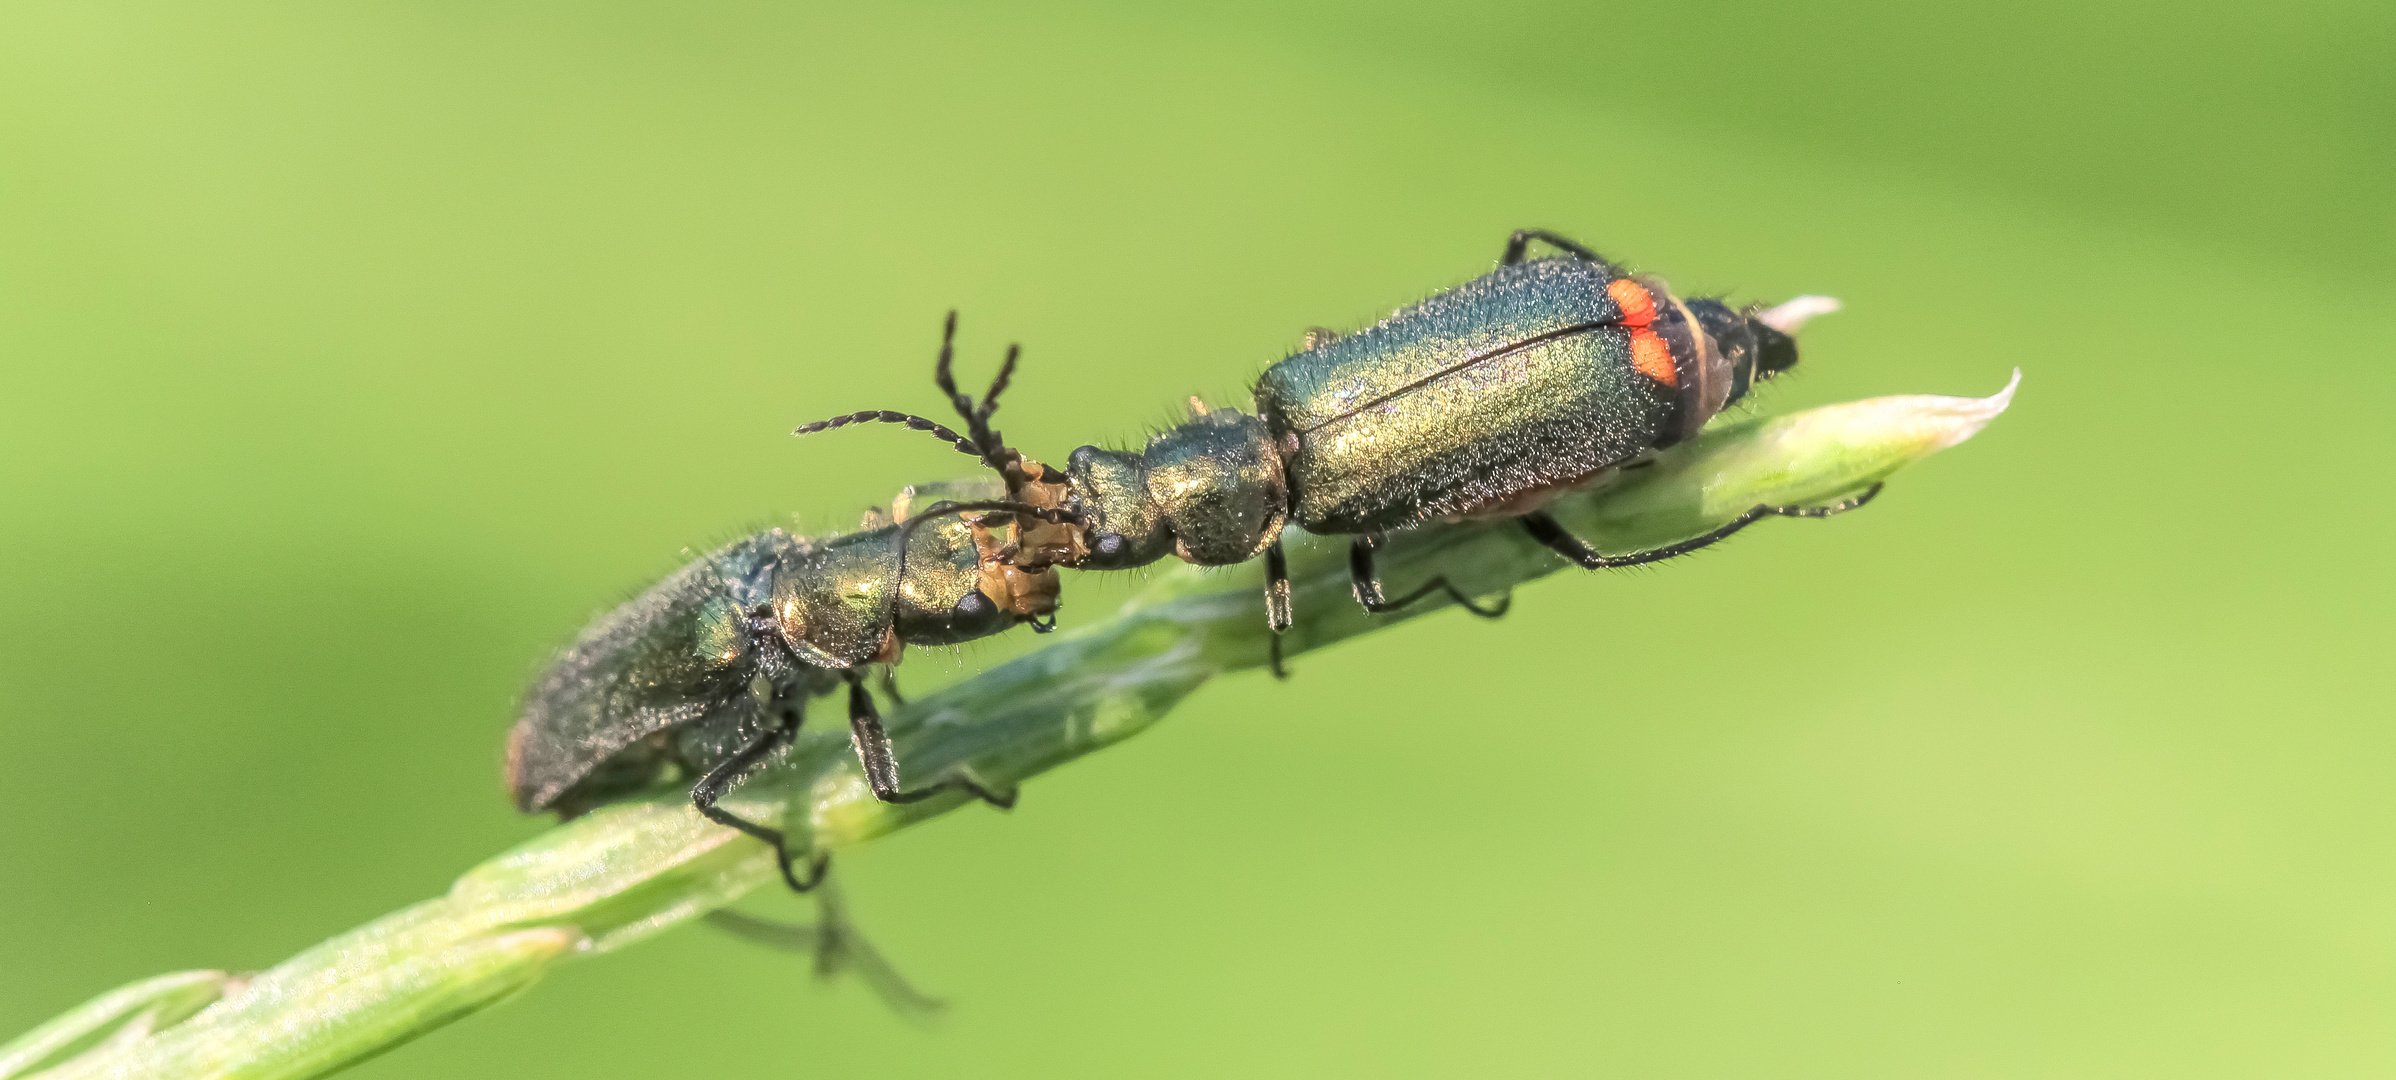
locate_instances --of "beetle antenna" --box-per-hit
[792,312,1030,480]
[930,311,984,446]
[922,312,1032,483]
[969,343,1023,476]
[978,343,1019,423]
[932,310,975,424]
[790,410,984,458]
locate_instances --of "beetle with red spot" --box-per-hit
[803,230,1874,676]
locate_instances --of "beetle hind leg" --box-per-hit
[1521,482,1885,569]
[1768,483,1882,519]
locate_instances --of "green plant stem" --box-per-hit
[17,375,2015,1080]
[0,972,231,1080]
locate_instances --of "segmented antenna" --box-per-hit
[795,313,1072,617]
[792,410,982,458]
[929,310,1024,475]
[791,310,1031,480]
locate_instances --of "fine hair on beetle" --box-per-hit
[488,228,1911,1019]
[507,228,1881,912]
[795,229,1869,679]
[507,316,1092,899]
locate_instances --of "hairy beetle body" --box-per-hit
[801,230,1847,680]
[1255,257,1678,534]
[506,477,1051,890]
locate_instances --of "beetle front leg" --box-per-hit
[844,672,1017,809]
[1264,539,1296,679]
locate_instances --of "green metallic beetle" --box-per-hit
[804,230,1870,674]
[509,333,1062,892]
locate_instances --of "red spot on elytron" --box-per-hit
[1608,279,1676,386]
[1629,330,1676,386]
[1606,279,1657,326]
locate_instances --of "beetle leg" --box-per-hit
[1347,534,1511,618]
[1521,483,1884,569]
[1502,229,1605,266]
[1263,539,1295,680]
[876,665,905,708]
[1263,539,1294,632]
[1769,483,1883,518]
[691,700,828,894]
[843,671,1018,809]
[703,895,946,1020]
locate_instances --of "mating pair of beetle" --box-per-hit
[505,231,1875,892]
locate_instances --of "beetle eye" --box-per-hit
[949,590,1001,633]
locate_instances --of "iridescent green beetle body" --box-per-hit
[507,470,1055,892]
[507,527,832,820]
[1256,256,1678,535]
[1055,235,1806,578]
[807,230,1866,677]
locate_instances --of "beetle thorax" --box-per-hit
[1064,406,1289,571]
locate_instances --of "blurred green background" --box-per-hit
[2,1,2390,1076]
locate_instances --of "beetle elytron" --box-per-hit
[512,229,1872,896]
[507,330,1057,893]
[807,229,1870,674]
